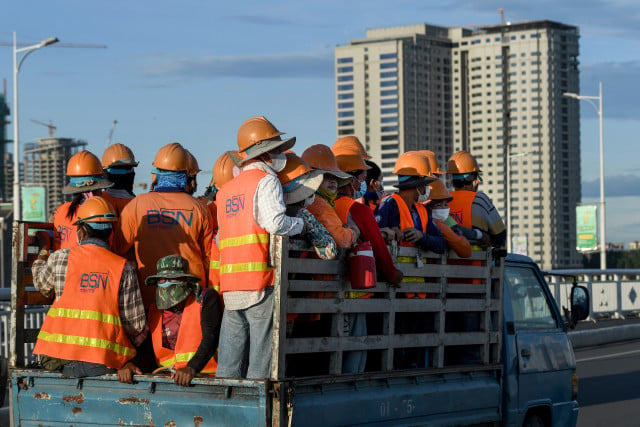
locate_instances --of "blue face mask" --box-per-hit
[353,180,366,199]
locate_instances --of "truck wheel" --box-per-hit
[523,413,547,427]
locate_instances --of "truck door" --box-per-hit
[504,265,575,412]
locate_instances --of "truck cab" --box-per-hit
[502,254,588,427]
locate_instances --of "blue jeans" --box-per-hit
[216,288,274,379]
[342,313,367,374]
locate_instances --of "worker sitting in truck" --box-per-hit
[52,150,114,250]
[140,255,222,387]
[101,143,138,217]
[31,196,148,380]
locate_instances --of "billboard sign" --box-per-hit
[576,204,598,252]
[21,185,47,223]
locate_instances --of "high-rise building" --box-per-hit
[23,138,87,217]
[335,20,581,269]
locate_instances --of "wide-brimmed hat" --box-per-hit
[282,170,324,204]
[145,255,200,287]
[393,175,436,190]
[63,175,113,195]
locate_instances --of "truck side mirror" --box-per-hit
[570,285,590,326]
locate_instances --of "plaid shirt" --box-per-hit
[32,238,148,346]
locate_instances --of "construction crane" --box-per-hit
[106,119,118,146]
[29,118,56,137]
[498,8,506,25]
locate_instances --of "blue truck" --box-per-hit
[8,221,589,426]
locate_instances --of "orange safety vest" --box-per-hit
[448,191,483,285]
[148,294,217,375]
[101,191,134,218]
[208,201,220,293]
[52,202,78,251]
[33,244,135,369]
[334,196,356,224]
[391,194,431,299]
[448,190,476,228]
[217,169,273,293]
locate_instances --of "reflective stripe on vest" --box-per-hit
[217,169,273,293]
[448,190,476,228]
[33,244,134,368]
[149,295,217,374]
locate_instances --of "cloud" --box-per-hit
[434,0,640,39]
[225,14,296,26]
[582,174,640,197]
[580,61,640,120]
[141,50,334,82]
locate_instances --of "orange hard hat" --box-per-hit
[73,196,117,225]
[102,143,138,169]
[211,151,239,189]
[277,152,311,185]
[393,151,434,177]
[428,179,452,201]
[447,150,480,175]
[236,116,295,163]
[333,136,370,160]
[153,142,189,172]
[331,146,371,173]
[418,150,444,176]
[185,150,201,176]
[276,152,323,204]
[301,144,352,180]
[67,151,104,177]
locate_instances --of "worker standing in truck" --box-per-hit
[447,150,505,248]
[113,142,213,308]
[31,196,148,379]
[101,143,138,217]
[52,151,113,250]
[216,116,307,379]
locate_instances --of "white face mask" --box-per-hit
[303,194,315,207]
[431,207,450,221]
[417,187,430,203]
[268,152,287,172]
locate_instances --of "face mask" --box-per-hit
[431,207,450,221]
[353,179,366,199]
[303,194,315,207]
[268,152,287,173]
[417,187,430,203]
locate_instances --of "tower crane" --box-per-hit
[106,119,118,146]
[29,118,56,137]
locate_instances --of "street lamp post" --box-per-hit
[564,82,606,270]
[12,32,59,221]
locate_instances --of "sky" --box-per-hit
[2,0,639,245]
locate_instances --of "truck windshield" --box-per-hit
[505,266,557,330]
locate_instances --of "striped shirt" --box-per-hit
[32,238,148,346]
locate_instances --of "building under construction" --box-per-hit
[23,138,87,217]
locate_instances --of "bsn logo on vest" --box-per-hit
[450,211,464,225]
[57,225,71,243]
[80,272,109,292]
[225,195,245,216]
[146,209,194,226]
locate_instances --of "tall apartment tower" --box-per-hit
[23,138,87,217]
[335,21,581,269]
